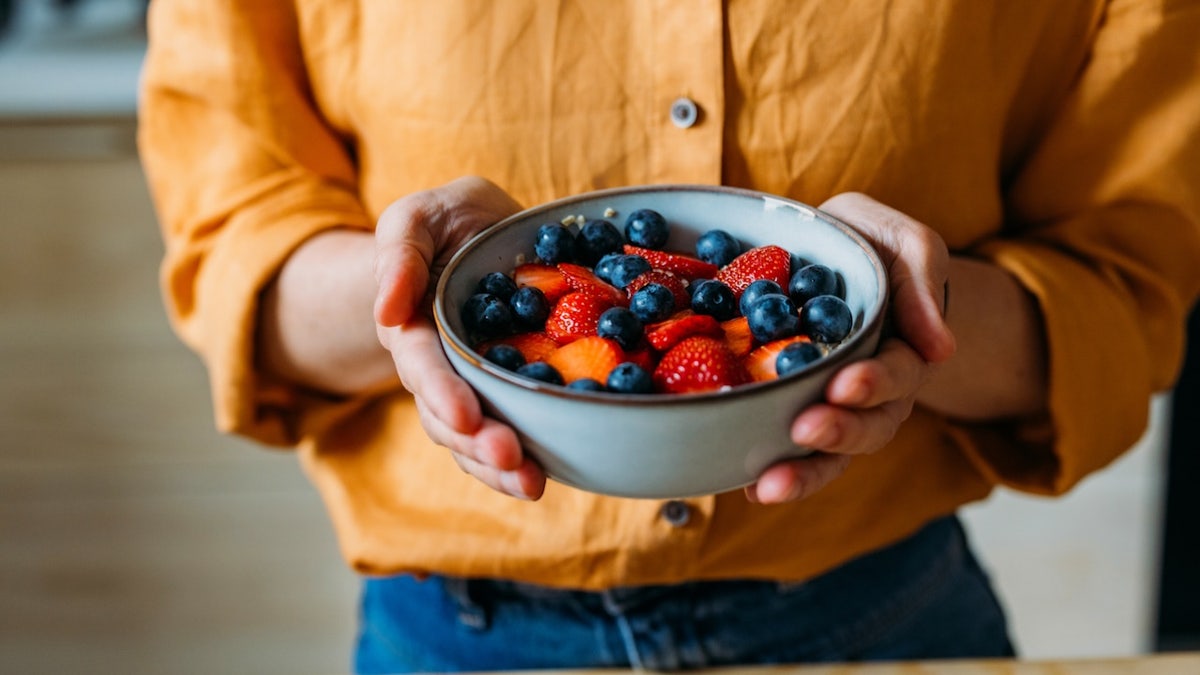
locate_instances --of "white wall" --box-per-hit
[961,395,1171,659]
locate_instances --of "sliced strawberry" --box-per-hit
[742,335,813,382]
[623,342,658,373]
[652,336,747,394]
[644,310,724,352]
[625,269,690,311]
[544,292,615,345]
[557,262,627,306]
[476,331,560,364]
[720,316,755,359]
[623,244,718,281]
[513,263,571,302]
[544,336,625,384]
[715,245,792,300]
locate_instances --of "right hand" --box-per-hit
[373,176,547,500]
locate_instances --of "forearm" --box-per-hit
[915,256,1048,421]
[258,229,399,395]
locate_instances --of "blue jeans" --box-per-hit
[354,515,1014,673]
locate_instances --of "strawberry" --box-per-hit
[513,263,571,302]
[652,336,747,394]
[544,292,615,344]
[625,269,690,312]
[715,245,792,300]
[544,336,625,383]
[476,331,560,364]
[644,310,724,352]
[742,335,812,382]
[720,316,755,359]
[623,244,718,281]
[623,342,658,373]
[557,262,627,306]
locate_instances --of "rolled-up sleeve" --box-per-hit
[953,0,1200,494]
[137,1,372,446]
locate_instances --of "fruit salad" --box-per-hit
[459,208,855,395]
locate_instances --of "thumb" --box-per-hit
[819,192,955,364]
[374,196,439,327]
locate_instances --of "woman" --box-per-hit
[138,1,1200,671]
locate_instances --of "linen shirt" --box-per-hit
[138,0,1200,589]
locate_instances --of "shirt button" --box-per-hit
[660,500,692,527]
[669,97,699,129]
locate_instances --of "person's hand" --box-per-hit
[374,176,547,500]
[745,192,957,504]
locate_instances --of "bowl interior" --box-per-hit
[435,184,886,399]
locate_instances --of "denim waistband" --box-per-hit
[443,513,967,626]
[355,514,1013,672]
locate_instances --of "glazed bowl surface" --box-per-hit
[434,185,888,499]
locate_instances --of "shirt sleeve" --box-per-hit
[950,0,1200,495]
[137,1,374,447]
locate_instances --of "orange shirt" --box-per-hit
[138,0,1200,589]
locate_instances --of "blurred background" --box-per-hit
[0,2,358,673]
[0,1,1195,673]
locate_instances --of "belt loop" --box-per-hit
[442,577,490,631]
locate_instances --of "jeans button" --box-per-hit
[660,500,692,527]
[669,97,699,129]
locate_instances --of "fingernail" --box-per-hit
[752,472,786,504]
[793,419,817,445]
[797,419,840,449]
[831,379,869,406]
[769,469,803,504]
[500,472,532,500]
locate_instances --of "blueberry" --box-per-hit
[475,271,518,302]
[567,378,607,392]
[461,293,514,339]
[690,279,738,321]
[738,279,784,317]
[593,252,624,285]
[483,344,525,371]
[534,223,577,264]
[606,362,655,394]
[789,263,840,306]
[776,341,823,377]
[745,293,800,343]
[607,254,652,289]
[801,294,853,343]
[509,286,550,328]
[624,209,669,249]
[596,306,643,350]
[695,229,741,267]
[577,219,625,265]
[516,361,565,385]
[629,283,676,323]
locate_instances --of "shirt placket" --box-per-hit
[614,0,724,577]
[645,0,725,185]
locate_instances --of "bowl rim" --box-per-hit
[433,184,889,407]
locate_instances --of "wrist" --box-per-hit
[915,256,1048,420]
[258,228,399,395]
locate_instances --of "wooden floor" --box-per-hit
[0,147,358,673]
[0,124,1172,673]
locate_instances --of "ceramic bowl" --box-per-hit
[433,185,888,499]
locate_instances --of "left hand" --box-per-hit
[745,192,957,504]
